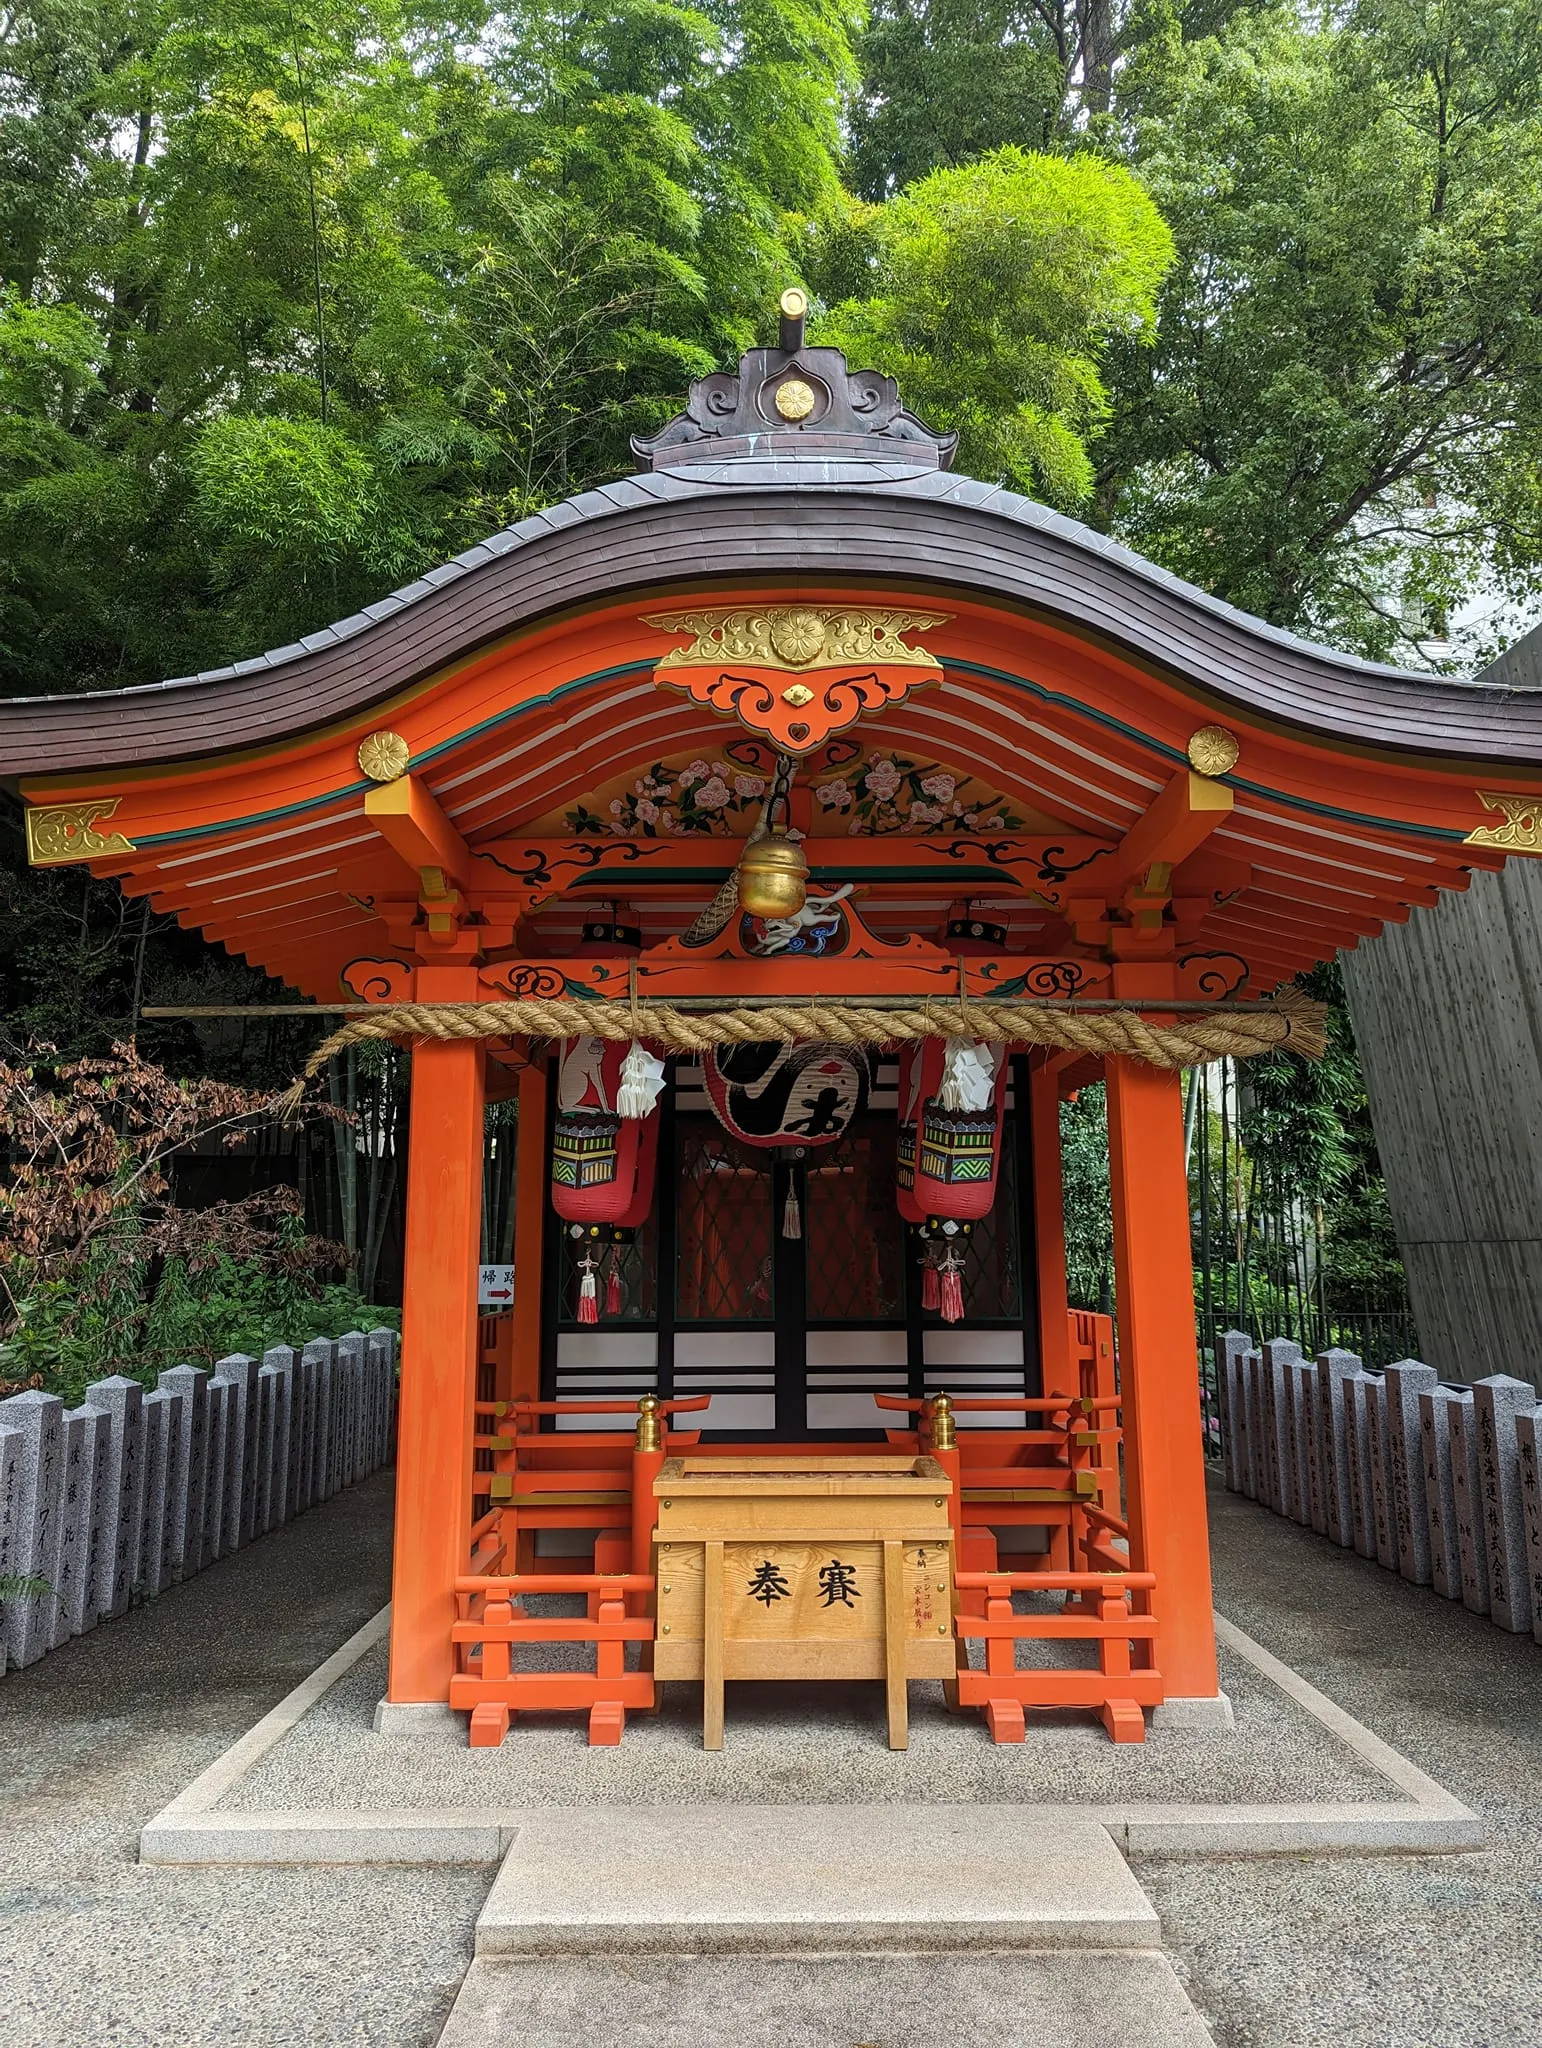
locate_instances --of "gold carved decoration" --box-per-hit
[1464,791,1542,852]
[774,378,816,421]
[25,798,135,867]
[1187,725,1240,776]
[357,729,411,783]
[645,605,950,672]
[645,606,952,753]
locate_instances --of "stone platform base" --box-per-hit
[438,1952,1216,2048]
[440,1805,1212,2046]
[138,1606,1481,1867]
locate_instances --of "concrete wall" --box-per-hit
[1340,622,1542,1393]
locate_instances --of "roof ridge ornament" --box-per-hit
[631,289,957,473]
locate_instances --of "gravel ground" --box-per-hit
[6,1459,1537,2048]
[224,1627,1390,1810]
[0,1468,488,2048]
[1136,1477,1542,2048]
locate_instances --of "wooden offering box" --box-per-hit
[652,1454,955,1750]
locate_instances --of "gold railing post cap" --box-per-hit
[779,287,808,319]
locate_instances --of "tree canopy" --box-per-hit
[4,0,1541,686]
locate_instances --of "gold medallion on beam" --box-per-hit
[1186,725,1240,777]
[357,730,411,783]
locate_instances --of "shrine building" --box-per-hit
[6,293,1542,1751]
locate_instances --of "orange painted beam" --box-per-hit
[1105,1054,1219,1703]
[511,1059,549,1405]
[1029,1058,1074,1402]
[1104,770,1233,894]
[388,977,486,1705]
[365,774,471,887]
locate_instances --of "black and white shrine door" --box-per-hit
[543,1060,1039,1436]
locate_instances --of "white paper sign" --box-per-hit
[478,1264,514,1307]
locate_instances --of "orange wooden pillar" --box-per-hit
[1104,1052,1223,1711]
[510,1058,548,1405]
[386,994,487,1710]
[1029,1054,1074,1402]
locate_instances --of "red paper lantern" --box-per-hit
[702,1042,871,1150]
[895,1040,1005,1225]
[550,1036,661,1225]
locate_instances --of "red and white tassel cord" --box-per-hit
[577,1250,599,1326]
[920,1250,940,1312]
[938,1249,965,1325]
[605,1252,624,1318]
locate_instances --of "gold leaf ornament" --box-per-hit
[645,605,950,671]
[1465,791,1542,852]
[773,378,817,421]
[25,798,135,867]
[357,730,411,783]
[1186,725,1240,777]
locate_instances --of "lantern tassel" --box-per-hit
[782,1179,802,1240]
[921,1250,940,1312]
[578,1252,599,1326]
[605,1253,623,1318]
[939,1251,965,1325]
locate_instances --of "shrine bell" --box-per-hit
[736,829,807,918]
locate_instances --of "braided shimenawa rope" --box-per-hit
[276,990,1325,1113]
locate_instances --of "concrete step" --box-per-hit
[437,1953,1217,2047]
[473,1803,1162,1956]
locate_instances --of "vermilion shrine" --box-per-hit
[7,294,1540,1751]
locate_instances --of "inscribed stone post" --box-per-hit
[310,1339,336,1503]
[1418,1387,1462,1599]
[1276,1354,1301,1522]
[298,1341,326,1507]
[0,1424,21,1676]
[262,1347,297,1527]
[1236,1351,1253,1499]
[367,1329,393,1470]
[294,1344,317,1514]
[1216,1333,1241,1491]
[203,1376,230,1564]
[157,1365,208,1582]
[1472,1376,1535,1635]
[137,1389,177,1599]
[1383,1360,1438,1585]
[1446,1391,1490,1615]
[0,1391,64,1667]
[213,1354,257,1548]
[338,1333,367,1485]
[254,1367,278,1534]
[83,1377,145,1617]
[1288,1359,1317,1525]
[63,1406,109,1638]
[1256,1345,1280,1512]
[1262,1338,1301,1517]
[1343,1376,1377,1559]
[1513,1410,1542,1646]
[1314,1350,1360,1547]
[376,1327,391,1458]
[1361,1374,1398,1569]
[1220,1334,1251,1495]
[47,1407,88,1650]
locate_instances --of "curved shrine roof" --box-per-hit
[4,315,1540,1008]
[0,459,1539,774]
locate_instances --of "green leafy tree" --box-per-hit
[814,147,1174,505]
[1099,0,1542,658]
